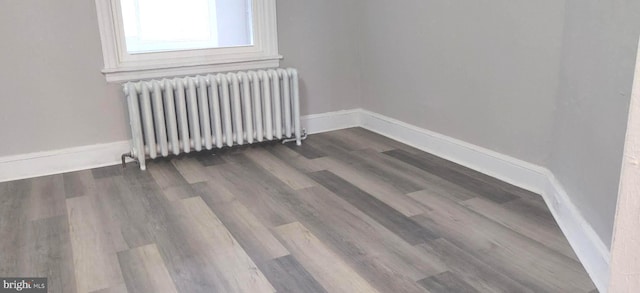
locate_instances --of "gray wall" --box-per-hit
[0,0,361,157]
[0,0,128,157]
[549,0,640,247]
[359,0,566,166]
[277,0,362,116]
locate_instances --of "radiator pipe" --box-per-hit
[282,129,308,145]
[288,68,302,145]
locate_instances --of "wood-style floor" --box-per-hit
[0,128,597,293]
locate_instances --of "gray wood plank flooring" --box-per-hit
[0,128,597,292]
[418,271,479,293]
[258,255,327,293]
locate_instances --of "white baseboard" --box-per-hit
[0,110,362,183]
[358,109,609,292]
[0,141,131,183]
[359,110,549,194]
[541,174,611,292]
[301,109,362,134]
[0,108,609,291]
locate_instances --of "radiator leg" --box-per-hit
[282,129,308,145]
[121,152,139,168]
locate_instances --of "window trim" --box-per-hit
[94,0,280,82]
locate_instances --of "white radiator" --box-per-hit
[123,68,303,170]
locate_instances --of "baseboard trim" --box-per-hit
[301,109,362,134]
[359,110,549,194]
[358,109,609,292]
[541,174,611,292]
[0,108,610,291]
[0,110,362,183]
[0,141,131,183]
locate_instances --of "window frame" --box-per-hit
[94,0,280,82]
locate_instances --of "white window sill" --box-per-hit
[102,55,282,82]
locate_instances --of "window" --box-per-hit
[95,0,279,82]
